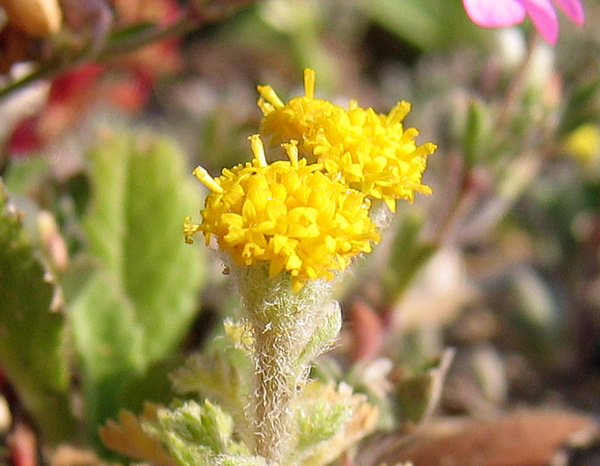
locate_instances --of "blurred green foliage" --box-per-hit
[66,131,206,443]
[0,128,208,451]
[0,182,75,444]
[363,0,486,50]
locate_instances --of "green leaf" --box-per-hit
[170,345,250,422]
[397,349,455,424]
[296,301,341,369]
[83,131,205,362]
[296,394,351,449]
[69,268,145,440]
[151,400,265,466]
[0,181,75,444]
[293,381,379,466]
[68,129,206,436]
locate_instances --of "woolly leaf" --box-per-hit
[293,381,379,466]
[296,394,352,448]
[161,401,234,454]
[151,400,265,465]
[0,181,75,443]
[296,301,341,368]
[82,130,205,362]
[67,129,206,438]
[169,345,250,421]
[99,403,176,466]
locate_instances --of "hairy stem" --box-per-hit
[232,264,338,464]
[252,313,303,463]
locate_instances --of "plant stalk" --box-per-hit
[233,264,338,464]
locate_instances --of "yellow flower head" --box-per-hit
[258,69,437,211]
[184,135,380,291]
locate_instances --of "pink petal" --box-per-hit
[552,0,585,24]
[522,0,559,44]
[462,0,526,27]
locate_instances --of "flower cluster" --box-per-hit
[185,69,436,291]
[185,136,379,291]
[258,69,436,211]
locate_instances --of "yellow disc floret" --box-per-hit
[258,69,437,211]
[184,135,380,291]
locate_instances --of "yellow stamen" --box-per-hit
[282,140,299,168]
[249,134,268,167]
[304,68,315,100]
[387,101,411,125]
[257,85,284,108]
[193,166,224,194]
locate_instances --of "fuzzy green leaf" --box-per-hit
[83,130,205,361]
[293,381,379,466]
[0,181,75,443]
[68,129,206,436]
[296,301,341,369]
[69,268,145,440]
[296,396,351,449]
[152,400,265,466]
[169,344,250,421]
[160,400,235,453]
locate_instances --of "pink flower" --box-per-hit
[462,0,585,44]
